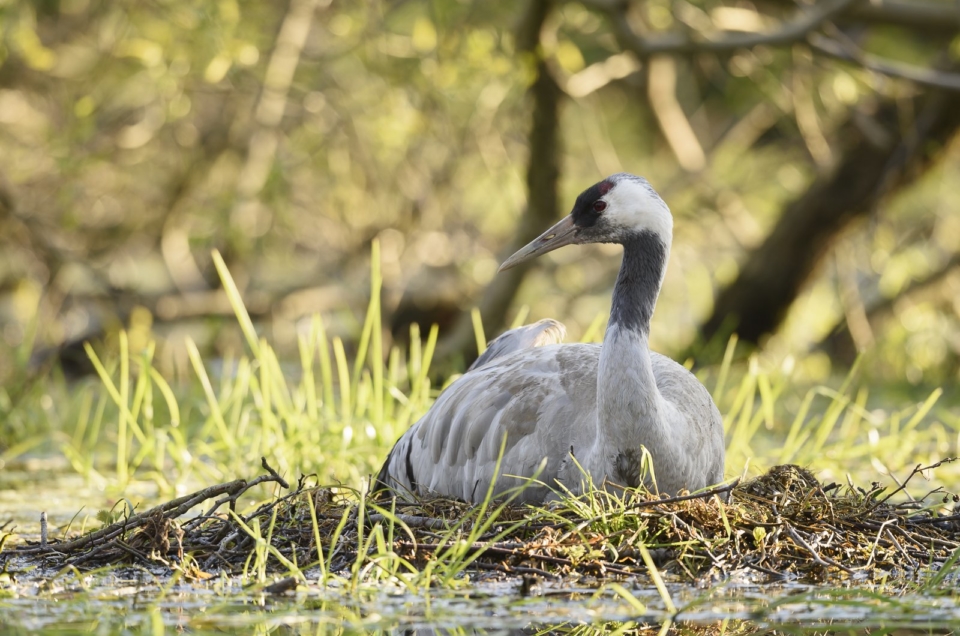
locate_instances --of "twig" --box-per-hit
[65,538,126,567]
[12,480,250,555]
[631,480,740,509]
[894,488,945,510]
[870,459,956,511]
[241,482,304,524]
[581,0,857,57]
[743,559,790,580]
[808,0,960,32]
[783,523,853,574]
[663,511,723,570]
[13,464,289,556]
[181,513,229,535]
[571,480,740,531]
[366,513,449,530]
[809,34,960,92]
[908,514,960,527]
[260,457,290,489]
[861,518,896,569]
[904,532,959,551]
[111,540,152,564]
[885,527,915,569]
[470,560,561,579]
[885,524,928,551]
[395,540,636,577]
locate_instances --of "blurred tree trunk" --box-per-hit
[698,87,960,354]
[437,0,561,365]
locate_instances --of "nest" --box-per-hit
[5,459,959,585]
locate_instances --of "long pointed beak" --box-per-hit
[499,215,579,272]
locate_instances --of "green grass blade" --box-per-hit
[471,307,486,357]
[314,315,335,419]
[370,239,384,429]
[212,250,261,358]
[185,337,236,451]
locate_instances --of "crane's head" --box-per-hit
[499,173,672,272]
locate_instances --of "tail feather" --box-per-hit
[372,434,419,502]
[372,446,399,497]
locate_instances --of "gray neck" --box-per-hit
[593,231,669,489]
[608,231,668,334]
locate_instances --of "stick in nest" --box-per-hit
[10,459,289,558]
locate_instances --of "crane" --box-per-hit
[375,173,725,503]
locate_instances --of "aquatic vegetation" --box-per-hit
[2,248,960,633]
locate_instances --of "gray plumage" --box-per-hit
[376,174,726,503]
[468,318,566,372]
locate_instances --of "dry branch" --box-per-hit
[578,0,960,93]
[582,0,857,57]
[810,33,960,91]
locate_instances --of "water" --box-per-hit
[4,563,960,634]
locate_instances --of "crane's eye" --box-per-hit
[593,200,607,212]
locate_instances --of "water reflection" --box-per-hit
[3,576,960,635]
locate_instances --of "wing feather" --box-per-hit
[381,343,600,502]
[468,319,566,372]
